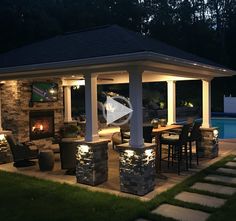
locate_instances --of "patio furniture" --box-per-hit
[38,149,54,171]
[5,135,38,167]
[111,124,130,149]
[188,121,202,167]
[112,125,154,148]
[59,138,81,174]
[111,132,129,149]
[152,124,183,173]
[159,124,191,175]
[143,125,154,143]
[120,124,130,142]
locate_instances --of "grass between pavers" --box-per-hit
[0,155,236,221]
[212,170,236,177]
[145,155,236,221]
[186,187,230,199]
[208,190,236,221]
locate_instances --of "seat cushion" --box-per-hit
[160,134,180,145]
[162,134,179,140]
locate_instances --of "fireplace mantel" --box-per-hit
[21,106,63,111]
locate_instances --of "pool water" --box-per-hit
[211,118,236,139]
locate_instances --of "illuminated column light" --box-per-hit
[145,149,153,157]
[125,150,134,157]
[76,145,90,161]
[213,129,219,138]
[79,144,90,153]
[0,134,5,141]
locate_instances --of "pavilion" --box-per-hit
[0,25,234,195]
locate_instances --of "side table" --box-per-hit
[38,150,55,171]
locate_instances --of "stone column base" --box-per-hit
[0,131,13,164]
[199,127,219,158]
[117,143,156,196]
[76,139,109,186]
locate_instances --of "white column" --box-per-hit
[202,79,211,128]
[64,86,72,122]
[85,73,99,142]
[129,69,144,148]
[167,80,176,125]
[0,87,2,131]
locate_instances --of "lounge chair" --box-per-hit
[6,135,38,167]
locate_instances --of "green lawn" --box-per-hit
[0,171,146,221]
[0,155,236,221]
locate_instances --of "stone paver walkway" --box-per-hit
[137,157,236,221]
[152,204,210,221]
[175,191,226,208]
[191,182,236,195]
[217,167,236,175]
[205,174,236,184]
[225,162,236,168]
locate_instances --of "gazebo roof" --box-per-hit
[0,25,226,69]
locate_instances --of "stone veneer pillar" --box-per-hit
[117,143,156,196]
[0,131,13,163]
[199,127,219,158]
[76,139,109,186]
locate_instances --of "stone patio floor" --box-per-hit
[0,135,236,201]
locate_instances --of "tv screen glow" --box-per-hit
[32,82,58,102]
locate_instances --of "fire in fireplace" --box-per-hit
[29,111,54,140]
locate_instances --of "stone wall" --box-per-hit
[76,140,109,186]
[199,127,219,158]
[1,78,64,142]
[0,136,13,164]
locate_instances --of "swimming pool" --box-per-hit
[211,118,236,139]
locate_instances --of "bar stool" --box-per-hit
[160,124,191,175]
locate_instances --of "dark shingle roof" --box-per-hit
[0,25,223,68]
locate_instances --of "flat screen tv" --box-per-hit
[31,82,58,102]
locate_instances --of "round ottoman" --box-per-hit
[38,150,55,171]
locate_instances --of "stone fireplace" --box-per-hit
[29,111,54,140]
[1,78,64,142]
